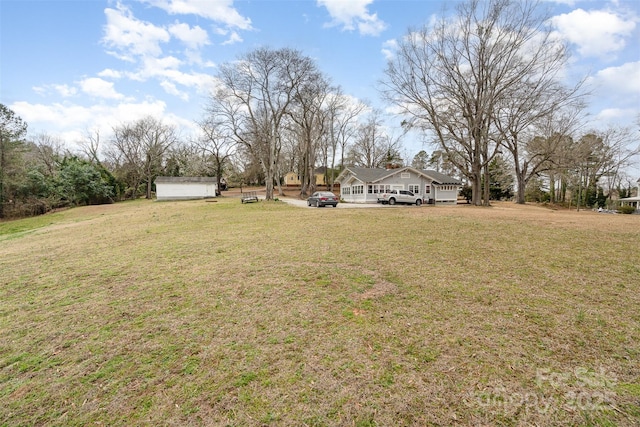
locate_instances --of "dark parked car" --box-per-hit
[307,191,339,207]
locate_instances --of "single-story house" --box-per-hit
[154,176,218,201]
[335,166,462,204]
[618,178,640,211]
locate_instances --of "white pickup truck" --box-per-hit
[377,189,423,206]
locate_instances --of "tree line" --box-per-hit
[0,75,402,218]
[382,0,639,206]
[1,0,638,218]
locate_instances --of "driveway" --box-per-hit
[279,197,389,209]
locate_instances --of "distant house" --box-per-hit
[335,166,462,204]
[154,177,217,201]
[618,178,640,211]
[284,168,328,186]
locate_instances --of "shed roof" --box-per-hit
[155,176,217,183]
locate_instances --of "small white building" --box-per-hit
[154,177,217,201]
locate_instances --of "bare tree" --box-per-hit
[78,128,103,164]
[196,116,238,193]
[210,47,320,200]
[287,69,332,197]
[31,133,65,177]
[346,110,402,168]
[572,128,640,209]
[383,0,575,206]
[110,116,177,199]
[326,93,366,191]
[502,104,585,204]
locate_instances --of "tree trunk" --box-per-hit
[471,167,482,206]
[516,175,526,204]
[483,162,491,206]
[146,177,153,199]
[514,162,526,204]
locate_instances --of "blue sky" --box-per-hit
[1,0,639,175]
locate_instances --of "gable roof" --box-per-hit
[422,169,462,185]
[336,167,461,186]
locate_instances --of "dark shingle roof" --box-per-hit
[421,170,462,185]
[344,167,390,182]
[338,167,461,185]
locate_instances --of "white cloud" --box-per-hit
[317,0,387,36]
[584,61,640,128]
[160,80,189,101]
[221,31,243,45]
[551,8,636,59]
[79,77,124,100]
[97,69,123,79]
[592,61,640,95]
[594,107,637,124]
[32,84,78,97]
[168,22,210,49]
[358,13,387,36]
[11,99,169,137]
[102,3,170,61]
[138,0,252,30]
[381,39,397,61]
[53,84,78,97]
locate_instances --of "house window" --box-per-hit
[342,187,351,195]
[371,184,385,193]
[352,185,364,195]
[409,184,420,194]
[401,172,410,179]
[425,185,431,194]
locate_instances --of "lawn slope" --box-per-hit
[1,199,638,426]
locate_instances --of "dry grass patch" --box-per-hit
[1,198,638,426]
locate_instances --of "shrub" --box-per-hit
[617,205,636,214]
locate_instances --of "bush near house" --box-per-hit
[617,205,636,214]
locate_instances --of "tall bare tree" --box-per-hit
[209,47,320,200]
[346,110,402,168]
[288,69,332,197]
[383,0,575,206]
[327,93,366,191]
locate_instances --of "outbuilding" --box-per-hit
[154,176,218,201]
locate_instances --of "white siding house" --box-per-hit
[154,177,218,201]
[335,167,462,204]
[618,178,640,211]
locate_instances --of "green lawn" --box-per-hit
[1,198,638,426]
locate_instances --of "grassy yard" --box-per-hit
[1,198,638,426]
